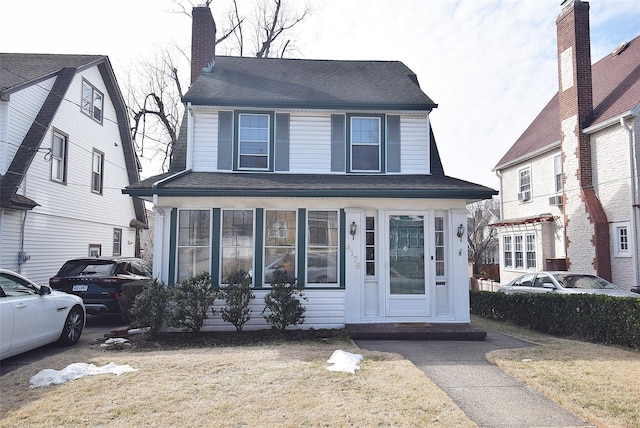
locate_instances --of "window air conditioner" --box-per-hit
[549,195,563,206]
[518,191,531,202]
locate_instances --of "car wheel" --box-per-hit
[58,305,84,346]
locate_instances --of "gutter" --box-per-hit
[129,187,496,200]
[620,116,639,288]
[584,110,637,134]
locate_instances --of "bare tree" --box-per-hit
[467,197,500,277]
[125,46,188,173]
[128,0,312,175]
[252,0,311,58]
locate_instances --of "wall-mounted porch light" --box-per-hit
[457,223,465,241]
[349,221,357,240]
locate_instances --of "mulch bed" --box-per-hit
[124,328,350,351]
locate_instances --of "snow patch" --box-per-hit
[29,362,138,388]
[100,338,130,348]
[327,350,363,374]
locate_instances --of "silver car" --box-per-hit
[499,271,640,297]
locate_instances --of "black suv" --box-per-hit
[50,257,152,315]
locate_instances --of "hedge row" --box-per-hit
[470,290,640,349]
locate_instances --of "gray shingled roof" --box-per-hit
[495,34,640,170]
[124,171,496,201]
[184,56,437,110]
[0,53,104,96]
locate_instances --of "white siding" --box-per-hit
[7,209,137,285]
[192,111,218,171]
[0,102,8,173]
[0,209,23,273]
[200,289,345,331]
[189,108,434,175]
[400,114,429,174]
[1,65,140,284]
[2,78,54,174]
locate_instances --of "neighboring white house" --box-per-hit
[0,53,147,285]
[493,0,639,290]
[124,6,496,330]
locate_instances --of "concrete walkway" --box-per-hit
[356,330,593,428]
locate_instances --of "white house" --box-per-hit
[0,54,147,285]
[493,0,639,290]
[124,6,496,330]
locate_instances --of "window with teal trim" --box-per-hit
[177,210,211,282]
[238,114,270,170]
[264,210,296,283]
[350,117,380,171]
[307,210,338,285]
[221,210,254,279]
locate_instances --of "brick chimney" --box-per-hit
[556,0,611,279]
[191,5,216,85]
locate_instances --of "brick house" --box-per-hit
[493,0,639,289]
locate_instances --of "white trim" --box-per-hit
[493,141,560,171]
[583,107,640,134]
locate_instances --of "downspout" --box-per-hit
[621,116,639,288]
[494,169,504,220]
[186,102,194,170]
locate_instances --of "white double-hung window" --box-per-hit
[518,167,531,202]
[81,79,103,123]
[238,114,269,170]
[350,117,381,172]
[503,233,536,271]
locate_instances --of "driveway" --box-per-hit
[0,314,126,376]
[356,330,592,427]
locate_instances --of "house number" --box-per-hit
[346,244,361,270]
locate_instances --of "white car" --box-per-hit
[0,269,85,360]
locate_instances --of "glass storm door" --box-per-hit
[386,214,429,316]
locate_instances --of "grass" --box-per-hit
[471,316,640,428]
[0,334,473,427]
[2,320,639,427]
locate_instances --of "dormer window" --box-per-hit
[238,113,270,170]
[81,79,103,123]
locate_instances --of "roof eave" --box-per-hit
[123,187,496,200]
[182,98,437,111]
[493,141,561,172]
[583,106,640,134]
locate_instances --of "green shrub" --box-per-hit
[220,270,255,331]
[119,280,151,324]
[167,272,218,332]
[129,279,169,332]
[470,290,640,349]
[262,269,307,331]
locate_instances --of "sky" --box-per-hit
[2,0,640,189]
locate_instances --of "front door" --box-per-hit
[386,214,430,316]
